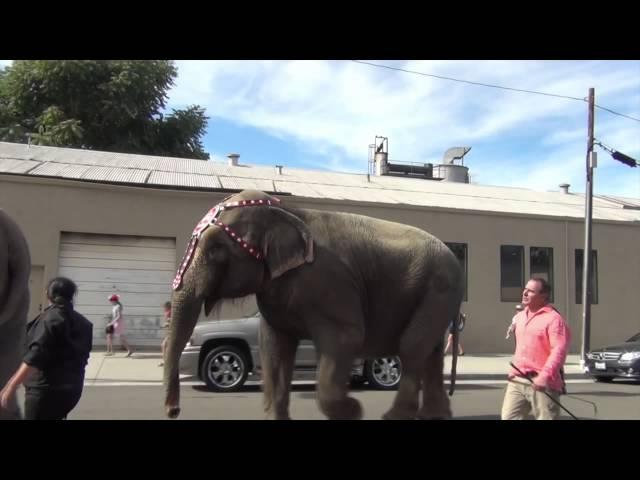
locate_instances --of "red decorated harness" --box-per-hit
[172,197,280,290]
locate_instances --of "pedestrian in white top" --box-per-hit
[105,294,133,357]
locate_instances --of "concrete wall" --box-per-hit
[2,174,638,353]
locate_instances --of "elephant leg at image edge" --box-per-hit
[259,318,298,420]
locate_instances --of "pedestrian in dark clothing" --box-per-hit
[0,277,93,420]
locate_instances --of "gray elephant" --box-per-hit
[0,209,31,420]
[164,190,463,420]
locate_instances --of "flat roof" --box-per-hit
[1,142,638,222]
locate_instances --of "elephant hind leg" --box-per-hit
[385,289,459,420]
[259,318,298,420]
[416,341,451,420]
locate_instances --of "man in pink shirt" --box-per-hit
[501,277,570,420]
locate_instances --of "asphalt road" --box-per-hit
[68,380,640,420]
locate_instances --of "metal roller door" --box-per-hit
[58,232,176,347]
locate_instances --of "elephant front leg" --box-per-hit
[316,353,363,420]
[259,319,298,420]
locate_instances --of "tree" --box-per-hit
[0,60,209,159]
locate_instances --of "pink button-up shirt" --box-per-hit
[509,304,570,393]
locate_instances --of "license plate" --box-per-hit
[595,362,606,370]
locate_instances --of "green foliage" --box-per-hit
[0,60,209,159]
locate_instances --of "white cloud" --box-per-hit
[167,61,640,196]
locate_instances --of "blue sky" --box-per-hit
[2,60,639,198]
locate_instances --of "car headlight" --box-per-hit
[586,352,596,360]
[620,352,640,362]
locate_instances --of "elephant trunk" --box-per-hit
[164,286,202,419]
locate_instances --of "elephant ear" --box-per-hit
[263,208,314,280]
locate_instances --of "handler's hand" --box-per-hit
[532,381,547,391]
[0,385,16,410]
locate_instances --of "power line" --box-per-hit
[351,60,640,123]
[592,104,640,123]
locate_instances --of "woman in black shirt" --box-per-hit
[0,277,93,420]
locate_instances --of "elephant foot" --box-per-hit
[166,405,181,419]
[264,409,291,420]
[322,396,363,420]
[417,390,451,420]
[416,406,452,420]
[415,413,452,420]
[382,406,418,420]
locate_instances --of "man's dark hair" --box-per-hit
[530,277,551,298]
[47,277,77,305]
[163,301,171,309]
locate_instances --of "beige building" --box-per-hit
[1,141,638,352]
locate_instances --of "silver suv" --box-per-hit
[179,312,402,392]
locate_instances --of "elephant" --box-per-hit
[0,209,31,420]
[164,190,464,420]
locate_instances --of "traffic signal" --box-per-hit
[611,150,638,168]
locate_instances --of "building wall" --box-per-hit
[2,174,638,352]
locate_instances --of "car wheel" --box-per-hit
[593,376,615,383]
[201,345,249,392]
[365,356,402,390]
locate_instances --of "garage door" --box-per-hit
[58,232,176,347]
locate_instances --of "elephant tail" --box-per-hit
[448,317,459,396]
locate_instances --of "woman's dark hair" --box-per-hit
[47,277,77,305]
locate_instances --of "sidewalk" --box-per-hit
[86,350,167,384]
[84,351,585,385]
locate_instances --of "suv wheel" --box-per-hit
[365,356,402,390]
[201,345,249,392]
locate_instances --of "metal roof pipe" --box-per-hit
[227,153,240,167]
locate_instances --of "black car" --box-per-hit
[585,332,640,382]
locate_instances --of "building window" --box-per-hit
[445,242,468,301]
[530,247,554,302]
[575,249,599,304]
[501,245,524,302]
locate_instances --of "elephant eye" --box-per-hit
[207,245,226,262]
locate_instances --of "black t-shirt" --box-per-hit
[23,303,93,389]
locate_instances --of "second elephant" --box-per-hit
[0,209,31,420]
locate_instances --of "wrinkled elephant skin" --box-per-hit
[165,190,463,420]
[0,210,31,420]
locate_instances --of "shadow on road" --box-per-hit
[453,415,502,420]
[190,384,318,394]
[189,381,505,398]
[569,390,640,397]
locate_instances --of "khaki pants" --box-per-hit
[501,378,561,420]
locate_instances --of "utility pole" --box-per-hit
[580,87,595,369]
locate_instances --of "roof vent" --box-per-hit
[559,183,570,194]
[227,153,240,167]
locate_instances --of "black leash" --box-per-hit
[509,362,580,420]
